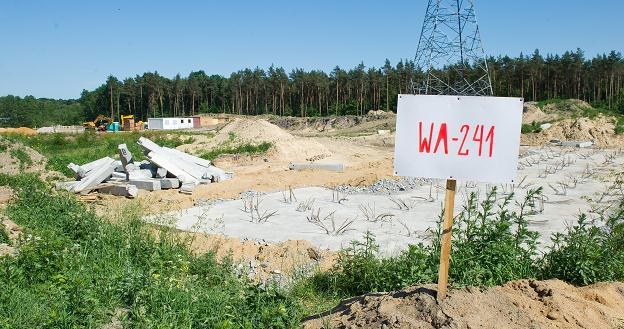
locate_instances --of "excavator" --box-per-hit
[83,115,112,131]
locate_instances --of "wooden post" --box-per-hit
[437,179,457,301]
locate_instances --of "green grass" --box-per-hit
[521,121,542,134]
[2,131,195,177]
[200,142,273,161]
[0,222,8,244]
[9,148,32,170]
[615,118,624,134]
[536,98,566,108]
[0,174,305,328]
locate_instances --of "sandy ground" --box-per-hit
[154,146,624,255]
[302,279,624,329]
[81,111,624,278]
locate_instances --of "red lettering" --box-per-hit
[418,122,434,153]
[458,124,470,156]
[472,124,484,156]
[485,126,495,157]
[433,123,449,154]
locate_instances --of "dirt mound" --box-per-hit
[0,137,46,175]
[543,99,593,114]
[522,115,624,147]
[523,102,559,124]
[367,109,395,117]
[205,118,332,162]
[303,280,624,329]
[270,115,396,137]
[0,127,38,135]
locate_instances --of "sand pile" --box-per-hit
[0,138,45,175]
[208,118,331,162]
[522,102,559,124]
[522,115,624,146]
[543,99,593,114]
[303,279,624,329]
[0,127,37,135]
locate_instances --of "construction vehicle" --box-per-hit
[83,115,112,131]
[120,114,144,131]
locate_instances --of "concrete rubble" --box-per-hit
[56,137,232,197]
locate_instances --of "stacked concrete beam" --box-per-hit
[73,158,117,194]
[57,137,231,197]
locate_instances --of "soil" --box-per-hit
[0,127,37,135]
[0,137,68,183]
[0,138,47,176]
[0,216,22,258]
[302,280,624,329]
[269,112,396,137]
[184,232,336,281]
[523,102,560,124]
[522,115,624,147]
[180,117,332,162]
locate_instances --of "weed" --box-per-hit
[0,174,303,328]
[200,141,272,160]
[0,221,8,244]
[540,202,624,285]
[521,121,542,134]
[10,148,32,170]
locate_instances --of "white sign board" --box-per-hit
[394,95,523,183]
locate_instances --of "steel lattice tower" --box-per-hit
[411,0,493,96]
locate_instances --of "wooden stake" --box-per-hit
[437,179,456,301]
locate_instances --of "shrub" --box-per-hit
[540,202,624,285]
[443,188,541,286]
[310,187,544,296]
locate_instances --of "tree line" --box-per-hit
[1,49,623,127]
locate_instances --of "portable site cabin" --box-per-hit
[147,117,201,130]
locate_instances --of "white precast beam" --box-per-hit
[73,160,117,194]
[97,184,139,198]
[147,151,198,184]
[161,147,212,168]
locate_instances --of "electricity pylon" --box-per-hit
[411,0,493,96]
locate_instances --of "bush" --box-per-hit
[540,203,624,285]
[311,188,544,296]
[443,188,541,286]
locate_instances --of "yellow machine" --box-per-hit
[120,114,144,131]
[83,115,111,131]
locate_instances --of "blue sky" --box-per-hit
[0,0,622,99]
